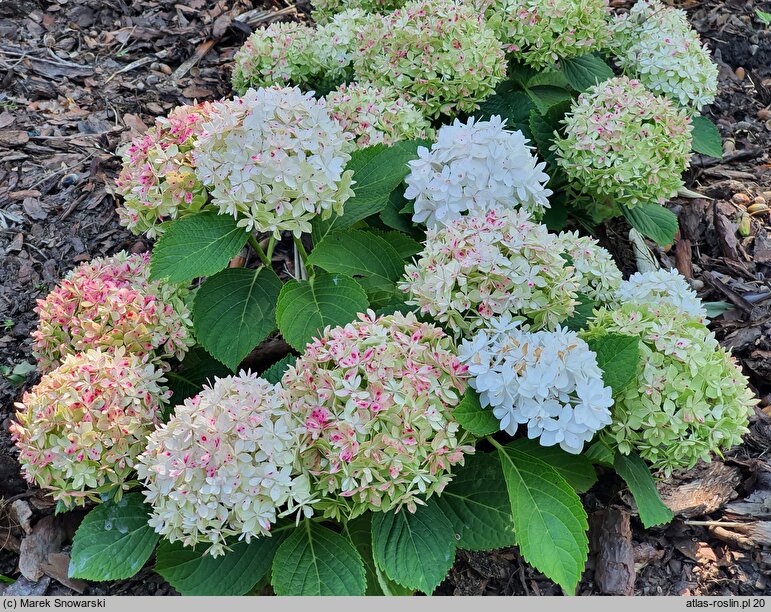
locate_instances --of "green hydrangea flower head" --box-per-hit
[553,76,693,209]
[311,0,406,24]
[583,303,756,475]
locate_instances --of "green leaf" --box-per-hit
[526,85,573,114]
[560,54,614,92]
[165,347,233,405]
[497,443,589,593]
[526,70,571,90]
[452,388,499,437]
[476,89,534,132]
[372,497,456,594]
[528,101,572,167]
[585,333,640,395]
[276,271,368,351]
[691,115,723,158]
[507,439,597,493]
[379,185,420,235]
[150,212,249,284]
[621,204,678,247]
[434,453,516,551]
[192,267,282,370]
[155,532,286,596]
[372,229,422,260]
[69,493,159,581]
[543,197,568,230]
[614,451,674,528]
[272,521,366,596]
[313,141,428,243]
[564,294,596,332]
[346,514,384,596]
[585,439,615,467]
[261,354,297,385]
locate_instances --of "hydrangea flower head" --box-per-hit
[325,82,433,149]
[32,252,194,372]
[192,86,355,238]
[311,0,406,24]
[399,208,580,337]
[10,349,168,506]
[231,22,320,94]
[459,316,613,453]
[137,373,308,557]
[281,311,472,520]
[554,77,692,209]
[352,0,507,118]
[116,102,214,237]
[484,0,611,69]
[617,268,707,320]
[314,9,373,80]
[557,231,622,304]
[611,0,718,108]
[404,116,552,230]
[584,303,755,474]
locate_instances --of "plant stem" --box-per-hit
[266,235,277,261]
[293,235,309,264]
[248,234,271,267]
[486,435,505,452]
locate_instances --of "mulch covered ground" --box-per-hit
[1,0,771,597]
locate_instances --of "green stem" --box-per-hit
[248,234,271,267]
[293,235,309,264]
[266,235,277,261]
[486,435,505,452]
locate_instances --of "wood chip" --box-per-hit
[658,461,742,518]
[0,130,30,146]
[590,508,635,595]
[18,515,65,582]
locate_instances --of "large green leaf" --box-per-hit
[260,354,297,385]
[150,212,249,284]
[476,89,534,132]
[379,185,421,235]
[614,452,674,528]
[434,453,515,551]
[155,532,287,596]
[497,443,589,593]
[560,54,614,92]
[69,493,159,581]
[526,85,573,114]
[529,101,572,168]
[691,115,722,158]
[452,388,500,437]
[507,439,597,493]
[312,141,428,243]
[165,346,233,405]
[585,333,640,395]
[276,271,368,351]
[621,204,678,247]
[192,267,282,370]
[346,514,412,596]
[564,294,596,332]
[271,521,366,596]
[371,498,456,594]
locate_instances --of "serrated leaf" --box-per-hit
[346,514,384,596]
[69,493,159,581]
[261,354,297,385]
[527,70,571,89]
[560,54,614,92]
[476,89,533,132]
[614,452,674,528]
[526,85,573,114]
[507,439,597,493]
[497,443,589,593]
[564,294,596,332]
[312,141,428,244]
[691,115,723,158]
[370,229,422,259]
[272,521,366,596]
[586,333,640,395]
[150,212,249,284]
[528,101,572,167]
[372,497,456,594]
[276,271,368,351]
[192,267,282,370]
[165,346,234,406]
[585,439,615,467]
[434,453,515,551]
[155,532,287,596]
[453,388,499,437]
[621,204,678,247]
[379,185,420,235]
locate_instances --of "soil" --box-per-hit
[1,0,771,597]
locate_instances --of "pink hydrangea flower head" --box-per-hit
[32,251,194,372]
[116,102,215,237]
[10,348,168,506]
[281,311,473,520]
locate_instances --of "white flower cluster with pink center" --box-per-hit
[557,231,622,304]
[192,86,355,238]
[32,252,193,373]
[281,311,472,520]
[405,116,552,230]
[617,268,707,320]
[11,348,168,506]
[459,316,613,454]
[137,372,310,557]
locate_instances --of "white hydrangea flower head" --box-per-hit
[616,268,707,320]
[311,0,406,24]
[192,86,355,238]
[231,22,320,94]
[557,231,622,304]
[399,208,580,337]
[314,9,373,80]
[611,0,718,109]
[352,0,507,118]
[404,116,552,230]
[136,372,308,557]
[459,316,613,453]
[325,82,434,149]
